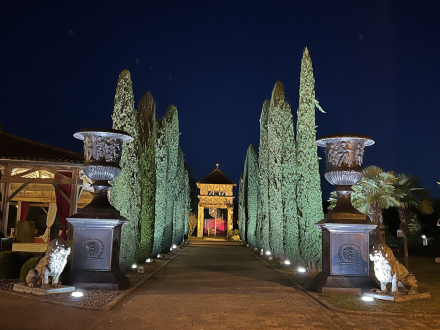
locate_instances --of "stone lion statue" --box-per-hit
[369,244,417,295]
[26,238,71,288]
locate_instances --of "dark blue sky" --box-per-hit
[1,1,439,199]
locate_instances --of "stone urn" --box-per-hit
[314,134,378,294]
[65,129,132,290]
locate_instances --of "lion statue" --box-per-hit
[26,238,71,288]
[369,244,417,295]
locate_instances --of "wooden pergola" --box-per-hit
[196,164,236,237]
[0,129,92,236]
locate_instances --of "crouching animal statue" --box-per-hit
[26,238,71,288]
[369,244,417,295]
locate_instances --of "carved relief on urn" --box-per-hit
[316,134,375,222]
[74,129,133,186]
[318,134,374,186]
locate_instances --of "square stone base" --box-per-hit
[63,269,129,290]
[364,291,431,302]
[13,283,75,295]
[314,272,379,295]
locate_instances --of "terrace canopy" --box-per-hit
[0,128,92,240]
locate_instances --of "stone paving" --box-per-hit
[1,240,439,330]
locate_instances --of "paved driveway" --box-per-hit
[1,240,438,329]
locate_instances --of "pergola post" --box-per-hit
[227,207,233,232]
[1,166,11,235]
[197,206,204,237]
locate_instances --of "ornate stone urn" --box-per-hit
[314,134,378,294]
[65,129,132,290]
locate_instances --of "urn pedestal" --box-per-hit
[64,129,132,290]
[314,134,379,294]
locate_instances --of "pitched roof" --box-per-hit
[198,168,236,185]
[0,130,84,164]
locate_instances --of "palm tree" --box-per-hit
[394,174,434,269]
[328,166,401,247]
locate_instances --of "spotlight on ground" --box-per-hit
[297,266,307,273]
[172,244,177,249]
[157,254,161,258]
[265,250,271,256]
[361,296,374,302]
[284,260,291,265]
[132,264,137,269]
[145,258,151,263]
[71,291,84,298]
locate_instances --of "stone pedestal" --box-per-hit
[65,191,129,290]
[315,218,378,294]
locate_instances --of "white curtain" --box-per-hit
[39,203,57,243]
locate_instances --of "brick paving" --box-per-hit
[1,240,439,329]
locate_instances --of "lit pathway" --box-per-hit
[1,240,439,329]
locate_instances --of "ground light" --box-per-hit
[297,266,307,273]
[145,258,151,263]
[284,260,291,265]
[132,264,137,269]
[71,291,84,298]
[157,254,161,258]
[172,244,177,249]
[265,251,271,256]
[361,295,374,302]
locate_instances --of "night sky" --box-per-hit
[1,1,439,200]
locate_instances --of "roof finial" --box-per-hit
[216,163,219,169]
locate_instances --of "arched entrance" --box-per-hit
[196,164,236,238]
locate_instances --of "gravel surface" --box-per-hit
[0,246,187,309]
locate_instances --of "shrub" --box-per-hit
[20,257,42,283]
[0,251,33,279]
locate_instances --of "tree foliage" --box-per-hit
[296,48,323,266]
[257,100,271,251]
[267,82,286,258]
[136,92,156,263]
[246,144,259,248]
[110,70,142,270]
[282,102,299,263]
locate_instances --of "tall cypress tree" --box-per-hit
[163,105,179,252]
[267,82,285,257]
[296,47,324,267]
[173,148,186,245]
[257,100,271,251]
[246,144,259,248]
[238,172,246,242]
[136,91,156,263]
[282,102,300,263]
[183,166,191,241]
[152,118,168,256]
[110,70,142,270]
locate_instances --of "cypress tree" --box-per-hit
[257,100,270,251]
[136,92,156,263]
[110,70,142,270]
[282,102,300,263]
[152,118,168,256]
[238,172,246,242]
[267,82,285,257]
[163,106,179,252]
[173,148,186,245]
[245,144,259,248]
[296,47,324,267]
[183,166,191,241]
